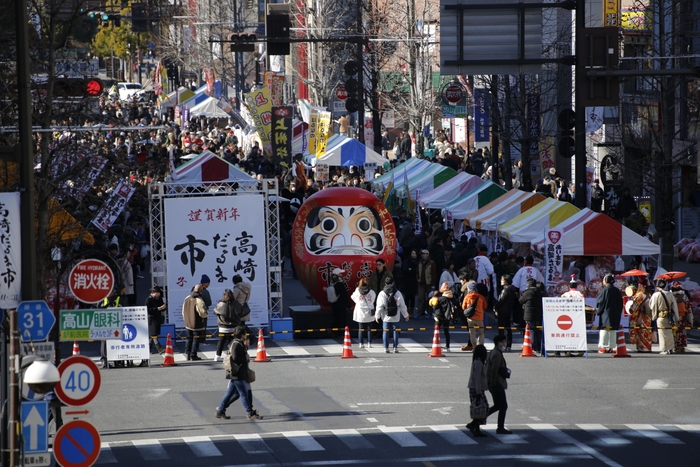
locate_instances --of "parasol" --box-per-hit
[621,269,648,277]
[656,271,687,280]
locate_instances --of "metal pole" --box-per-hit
[356,0,364,143]
[9,309,21,467]
[573,0,587,208]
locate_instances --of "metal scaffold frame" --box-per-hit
[148,179,282,336]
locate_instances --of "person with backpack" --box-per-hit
[462,281,487,349]
[375,277,409,353]
[232,274,252,332]
[432,282,457,351]
[495,275,519,352]
[351,278,377,348]
[214,289,242,362]
[216,326,263,421]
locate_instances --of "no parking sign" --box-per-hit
[543,297,587,352]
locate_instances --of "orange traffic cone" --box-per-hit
[340,326,357,359]
[520,324,537,358]
[160,334,178,367]
[612,326,631,358]
[254,329,271,362]
[428,324,444,358]
[72,341,80,356]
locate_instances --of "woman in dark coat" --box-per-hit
[215,326,262,420]
[519,278,543,353]
[495,275,519,351]
[145,286,165,354]
[401,249,419,315]
[328,268,351,333]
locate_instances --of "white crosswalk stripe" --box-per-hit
[183,436,223,456]
[481,424,528,443]
[275,341,311,356]
[330,429,375,449]
[577,424,632,445]
[317,338,343,354]
[95,444,117,464]
[282,431,326,451]
[378,426,426,447]
[399,338,429,353]
[232,433,270,454]
[625,424,685,444]
[131,439,169,460]
[527,424,578,444]
[429,424,478,445]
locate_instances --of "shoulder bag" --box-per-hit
[470,395,489,420]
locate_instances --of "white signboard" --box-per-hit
[544,229,564,287]
[164,195,269,328]
[543,297,587,352]
[106,307,150,362]
[0,193,21,308]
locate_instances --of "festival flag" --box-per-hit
[382,171,395,215]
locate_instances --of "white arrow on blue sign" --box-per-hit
[18,300,56,342]
[21,400,49,453]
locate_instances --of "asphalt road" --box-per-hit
[44,261,700,467]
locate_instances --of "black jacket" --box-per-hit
[596,284,623,329]
[226,338,250,380]
[519,285,543,324]
[496,285,519,326]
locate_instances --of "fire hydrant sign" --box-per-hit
[69,259,114,304]
[60,308,122,341]
[543,297,587,352]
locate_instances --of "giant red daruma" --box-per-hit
[291,187,397,308]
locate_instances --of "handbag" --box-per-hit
[240,302,251,322]
[470,395,489,420]
[246,368,256,383]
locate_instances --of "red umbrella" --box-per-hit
[657,271,687,280]
[621,269,648,277]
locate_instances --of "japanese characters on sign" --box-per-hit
[308,109,319,155]
[243,87,273,153]
[264,71,285,107]
[473,88,490,142]
[603,0,620,27]
[316,111,332,157]
[0,193,21,309]
[316,164,329,182]
[544,229,564,287]
[164,195,269,328]
[59,309,122,341]
[68,259,114,304]
[542,297,587,351]
[271,106,293,163]
[106,306,150,362]
[528,94,541,177]
[90,179,136,233]
[363,162,377,181]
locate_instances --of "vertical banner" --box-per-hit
[539,136,555,174]
[164,195,269,328]
[528,94,541,178]
[0,193,21,309]
[271,106,293,163]
[543,297,587,352]
[264,71,285,106]
[91,180,136,233]
[414,189,422,231]
[308,109,319,155]
[316,164,329,182]
[243,87,273,153]
[106,307,150,362]
[473,88,490,143]
[363,112,374,148]
[603,0,621,27]
[445,209,453,230]
[316,111,332,157]
[544,229,564,287]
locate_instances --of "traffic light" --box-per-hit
[54,78,104,98]
[557,108,575,159]
[344,61,360,113]
[266,14,290,56]
[229,33,256,53]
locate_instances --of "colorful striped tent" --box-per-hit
[443,181,507,219]
[464,189,546,231]
[419,172,484,209]
[394,164,457,199]
[498,199,580,243]
[372,158,429,191]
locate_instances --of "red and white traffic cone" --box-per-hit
[612,326,631,358]
[520,324,537,358]
[254,329,271,362]
[160,334,178,367]
[428,324,444,358]
[340,326,357,359]
[72,341,80,356]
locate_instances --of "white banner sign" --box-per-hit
[544,229,564,287]
[0,193,21,308]
[543,297,587,352]
[106,306,150,362]
[91,180,136,232]
[164,195,269,328]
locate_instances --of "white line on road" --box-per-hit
[378,426,426,447]
[576,424,631,445]
[96,444,117,464]
[366,417,378,423]
[318,338,343,354]
[232,433,270,454]
[643,379,669,389]
[130,439,169,460]
[183,436,223,456]
[330,429,375,449]
[275,341,311,356]
[530,424,623,467]
[282,431,326,451]
[399,338,429,353]
[356,401,468,406]
[428,424,477,445]
[481,424,528,444]
[625,424,684,444]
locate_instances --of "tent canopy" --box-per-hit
[372,158,427,190]
[532,211,660,256]
[443,181,507,219]
[419,172,482,209]
[172,150,257,186]
[498,199,580,243]
[314,137,387,167]
[464,189,546,231]
[395,164,456,199]
[159,87,195,109]
[187,97,230,118]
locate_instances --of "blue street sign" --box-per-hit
[21,400,49,454]
[54,420,101,467]
[18,300,56,342]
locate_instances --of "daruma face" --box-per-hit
[292,187,397,308]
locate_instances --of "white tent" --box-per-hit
[188,97,230,118]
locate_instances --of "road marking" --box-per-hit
[330,429,375,449]
[399,338,429,353]
[577,424,631,445]
[378,426,426,447]
[282,431,325,451]
[142,388,170,398]
[430,407,453,415]
[96,444,117,464]
[183,436,223,456]
[625,424,684,444]
[366,417,378,423]
[643,379,669,389]
[481,424,528,443]
[200,351,217,360]
[357,401,468,406]
[527,424,577,443]
[131,439,169,460]
[428,425,477,445]
[676,424,700,433]
[232,433,270,454]
[275,342,311,356]
[318,339,343,354]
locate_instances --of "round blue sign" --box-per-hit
[121,323,137,342]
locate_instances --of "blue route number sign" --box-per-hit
[18,300,56,342]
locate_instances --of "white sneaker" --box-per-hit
[444,347,451,352]
[368,343,372,348]
[214,355,223,362]
[359,343,365,349]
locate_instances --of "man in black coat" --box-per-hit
[495,274,519,351]
[519,278,543,354]
[595,274,623,353]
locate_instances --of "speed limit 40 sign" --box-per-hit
[54,355,102,406]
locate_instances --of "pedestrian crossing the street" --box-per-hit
[94,423,700,464]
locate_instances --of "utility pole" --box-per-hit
[573,0,587,209]
[356,0,364,144]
